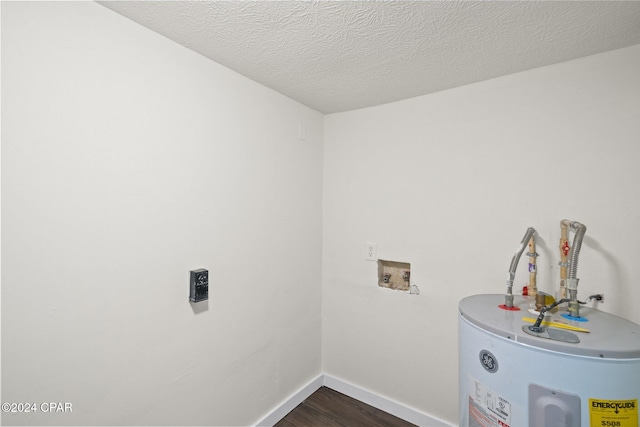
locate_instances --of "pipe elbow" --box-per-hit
[562,219,586,233]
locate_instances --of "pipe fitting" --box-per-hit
[566,278,579,291]
[505,294,514,308]
[568,300,580,318]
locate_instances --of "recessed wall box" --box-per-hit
[189,269,208,303]
[377,260,411,291]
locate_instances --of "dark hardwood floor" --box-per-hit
[274,386,417,427]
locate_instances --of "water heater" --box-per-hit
[459,294,640,427]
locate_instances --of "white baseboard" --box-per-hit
[255,373,453,427]
[254,374,324,427]
[323,374,451,427]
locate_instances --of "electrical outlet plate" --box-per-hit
[189,269,208,303]
[366,242,377,261]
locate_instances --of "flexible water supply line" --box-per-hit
[561,220,587,318]
[504,227,536,308]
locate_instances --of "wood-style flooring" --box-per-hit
[274,386,417,427]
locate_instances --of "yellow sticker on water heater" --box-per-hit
[589,398,638,427]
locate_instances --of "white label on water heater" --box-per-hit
[468,377,512,427]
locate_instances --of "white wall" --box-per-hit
[323,44,640,424]
[1,2,323,426]
[4,3,640,426]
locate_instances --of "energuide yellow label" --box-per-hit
[590,398,638,427]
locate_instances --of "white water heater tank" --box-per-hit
[459,294,640,427]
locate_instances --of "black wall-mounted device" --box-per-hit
[189,269,208,303]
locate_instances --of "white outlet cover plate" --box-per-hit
[366,242,377,261]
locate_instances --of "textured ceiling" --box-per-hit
[99,1,640,114]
